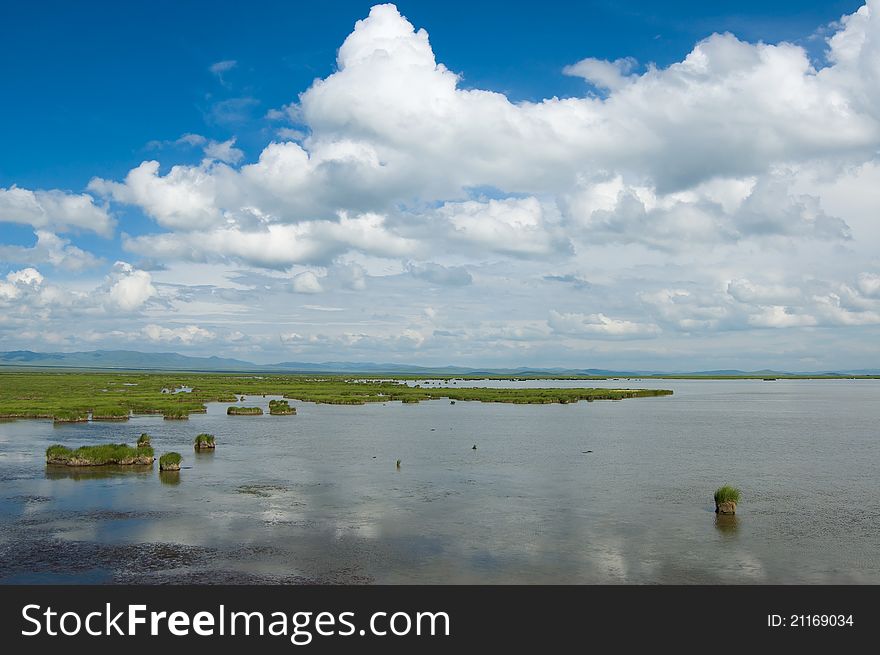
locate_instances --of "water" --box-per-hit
[1,379,878,584]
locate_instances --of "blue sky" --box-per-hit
[1,1,879,369]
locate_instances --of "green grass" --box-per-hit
[137,433,151,447]
[194,433,215,449]
[0,371,674,419]
[227,406,263,415]
[159,451,182,470]
[268,399,295,415]
[714,485,741,504]
[46,442,154,466]
[91,406,130,420]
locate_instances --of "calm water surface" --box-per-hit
[1,379,878,583]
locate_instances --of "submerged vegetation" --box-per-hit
[194,433,216,450]
[268,399,295,415]
[227,406,263,415]
[159,452,182,471]
[46,442,154,466]
[0,371,673,420]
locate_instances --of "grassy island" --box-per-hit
[46,442,155,466]
[0,371,674,419]
[91,406,131,421]
[159,452,182,471]
[227,406,263,415]
[136,433,151,448]
[194,433,216,450]
[268,399,295,415]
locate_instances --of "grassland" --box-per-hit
[0,371,672,420]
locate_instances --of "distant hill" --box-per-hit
[0,350,876,376]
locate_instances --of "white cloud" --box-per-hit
[0,186,113,236]
[107,261,157,311]
[0,230,100,271]
[204,137,244,164]
[290,271,323,294]
[548,310,660,338]
[143,323,216,344]
[563,56,637,91]
[209,60,237,75]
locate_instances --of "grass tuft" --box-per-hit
[159,452,182,470]
[714,485,741,504]
[194,433,216,449]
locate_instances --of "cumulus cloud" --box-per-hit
[290,271,323,294]
[106,262,157,311]
[0,230,100,271]
[1,186,113,236]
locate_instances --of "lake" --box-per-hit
[1,379,878,583]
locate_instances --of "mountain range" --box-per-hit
[0,350,878,376]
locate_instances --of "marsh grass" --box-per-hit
[194,433,215,449]
[136,433,151,447]
[268,399,295,415]
[0,371,674,419]
[227,406,263,415]
[159,452,182,471]
[714,485,741,504]
[46,442,155,466]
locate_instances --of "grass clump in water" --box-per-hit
[159,452,182,471]
[163,408,189,420]
[137,433,151,448]
[46,442,154,466]
[268,399,295,415]
[194,433,216,450]
[714,485,741,504]
[227,406,263,415]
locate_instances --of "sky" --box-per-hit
[1,0,879,370]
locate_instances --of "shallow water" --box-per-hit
[0,379,878,584]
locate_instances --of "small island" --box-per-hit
[46,442,155,466]
[194,433,216,450]
[227,406,263,415]
[91,406,130,421]
[137,433,151,448]
[268,399,296,415]
[163,408,189,420]
[159,452,182,471]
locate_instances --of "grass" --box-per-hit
[0,371,674,419]
[136,433,151,447]
[714,485,741,504]
[194,433,215,449]
[159,451,182,471]
[227,406,263,415]
[46,442,155,466]
[268,399,295,415]
[91,406,130,420]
